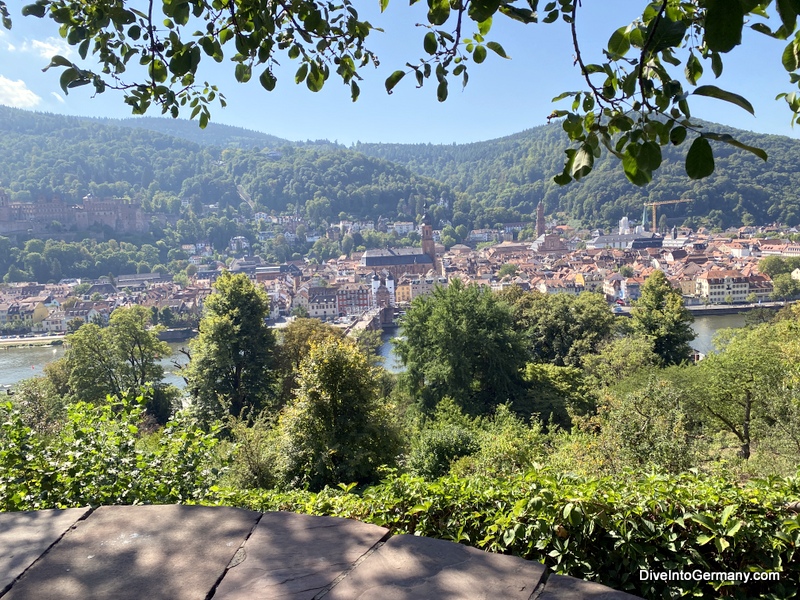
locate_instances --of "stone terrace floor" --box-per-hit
[0,505,641,599]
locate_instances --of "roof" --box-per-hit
[361,248,433,267]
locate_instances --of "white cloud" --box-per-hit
[0,75,42,108]
[51,91,65,104]
[30,38,73,59]
[12,37,73,59]
[0,30,13,51]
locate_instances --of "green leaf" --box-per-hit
[385,70,406,93]
[42,55,72,72]
[711,52,723,77]
[670,125,687,145]
[234,63,251,83]
[468,0,501,23]
[686,137,715,179]
[646,18,687,54]
[696,533,715,545]
[473,45,487,64]
[783,40,800,72]
[259,68,276,91]
[295,63,309,84]
[428,0,450,26]
[608,26,630,58]
[543,9,558,23]
[623,144,653,186]
[174,2,190,25]
[552,90,580,102]
[21,3,46,17]
[776,0,798,32]
[219,28,233,44]
[59,68,80,94]
[486,41,508,58]
[685,53,703,85]
[702,132,768,161]
[150,60,167,83]
[306,65,324,92]
[380,0,389,12]
[720,504,737,526]
[553,172,572,185]
[705,0,744,52]
[499,6,535,23]
[437,80,448,101]
[638,141,662,171]
[424,32,437,55]
[692,85,754,114]
[726,520,743,537]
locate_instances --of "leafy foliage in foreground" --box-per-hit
[2,391,799,599]
[0,395,220,510]
[222,472,800,600]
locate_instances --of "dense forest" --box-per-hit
[356,122,800,228]
[4,106,800,229]
[0,107,452,223]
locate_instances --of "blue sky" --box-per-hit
[0,1,798,145]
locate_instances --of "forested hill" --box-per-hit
[355,122,800,228]
[5,104,800,228]
[0,106,221,203]
[0,106,453,220]
[96,116,292,149]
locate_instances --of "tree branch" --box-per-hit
[638,0,669,110]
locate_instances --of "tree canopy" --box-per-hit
[64,305,174,422]
[184,271,277,422]
[271,338,401,490]
[395,279,526,415]
[5,1,800,183]
[630,270,695,365]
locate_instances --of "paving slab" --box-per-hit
[214,511,389,600]
[0,507,91,595]
[539,574,642,600]
[3,504,260,600]
[324,533,546,600]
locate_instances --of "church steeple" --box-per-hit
[420,203,436,265]
[536,202,546,237]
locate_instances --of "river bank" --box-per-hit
[0,335,65,348]
[0,313,749,389]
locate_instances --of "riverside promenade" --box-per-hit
[1,505,640,599]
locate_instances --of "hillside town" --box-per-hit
[0,201,797,336]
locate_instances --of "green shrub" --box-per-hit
[407,424,479,479]
[220,471,800,600]
[0,394,223,510]
[451,405,547,478]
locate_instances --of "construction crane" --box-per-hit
[643,199,693,233]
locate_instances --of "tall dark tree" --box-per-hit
[630,271,695,365]
[503,290,614,367]
[395,279,526,415]
[184,271,276,422]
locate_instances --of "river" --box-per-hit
[0,342,190,390]
[0,313,753,389]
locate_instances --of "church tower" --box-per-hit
[536,202,545,237]
[421,204,436,264]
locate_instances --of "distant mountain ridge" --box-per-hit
[354,122,800,229]
[3,106,800,229]
[0,106,452,223]
[93,116,293,149]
